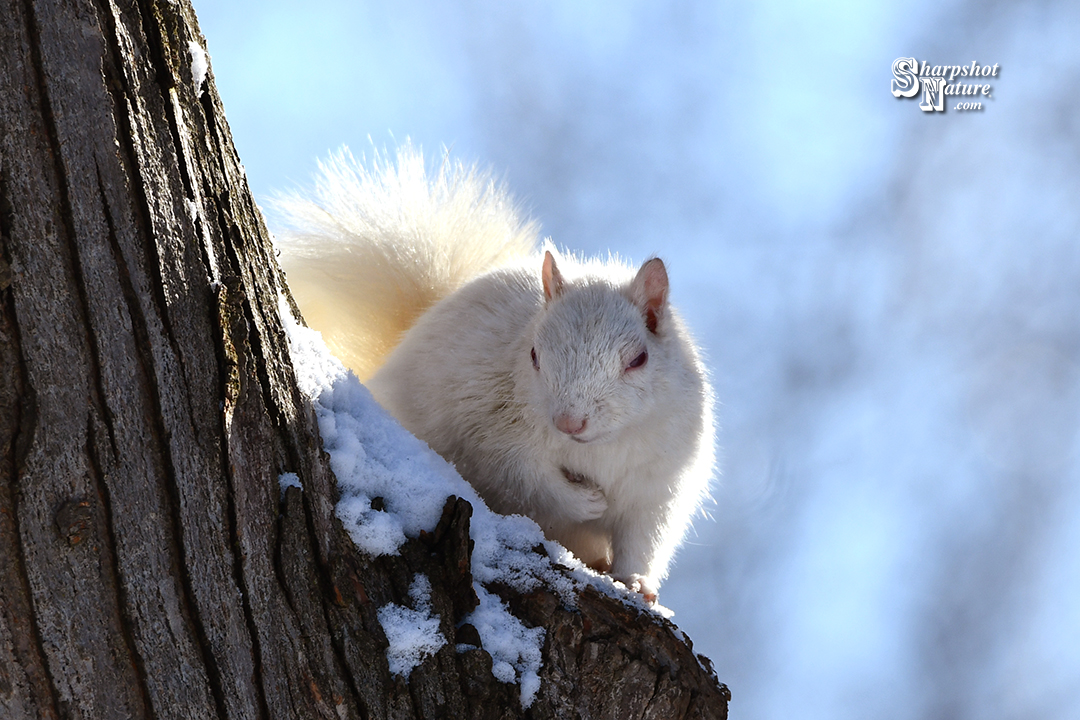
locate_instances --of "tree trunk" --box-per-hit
[0,0,730,718]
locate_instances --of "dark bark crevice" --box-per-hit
[0,179,38,482]
[280,486,367,719]
[213,190,294,456]
[0,228,59,718]
[83,411,156,720]
[219,277,274,720]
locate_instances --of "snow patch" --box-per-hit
[377,574,446,678]
[188,41,209,96]
[278,471,302,497]
[468,585,544,705]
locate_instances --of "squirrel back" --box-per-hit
[272,144,537,380]
[274,147,714,603]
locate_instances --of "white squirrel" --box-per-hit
[273,145,714,602]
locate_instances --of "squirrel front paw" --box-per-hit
[576,483,608,520]
[560,467,608,520]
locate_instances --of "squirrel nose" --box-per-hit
[554,414,587,436]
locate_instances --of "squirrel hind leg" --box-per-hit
[586,556,612,574]
[548,524,612,573]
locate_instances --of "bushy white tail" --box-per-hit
[271,144,538,380]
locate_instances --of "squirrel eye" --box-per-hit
[627,351,648,370]
[531,347,539,370]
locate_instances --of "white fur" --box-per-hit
[274,146,715,600]
[272,143,537,380]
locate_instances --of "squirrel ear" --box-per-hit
[630,258,668,333]
[542,251,566,301]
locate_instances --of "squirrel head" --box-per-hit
[525,251,672,444]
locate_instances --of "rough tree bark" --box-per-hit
[0,0,731,717]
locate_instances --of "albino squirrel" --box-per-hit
[274,145,714,603]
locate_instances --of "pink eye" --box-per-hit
[531,347,539,370]
[627,351,648,370]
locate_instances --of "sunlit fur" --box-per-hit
[271,143,537,380]
[275,146,715,598]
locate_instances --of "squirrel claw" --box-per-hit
[618,573,658,605]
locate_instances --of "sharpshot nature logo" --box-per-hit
[891,58,999,113]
